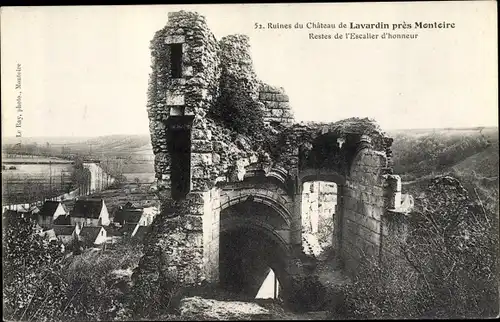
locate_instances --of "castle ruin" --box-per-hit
[133,10,411,309]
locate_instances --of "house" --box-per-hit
[71,199,110,227]
[52,225,77,245]
[29,205,41,215]
[3,209,30,227]
[142,206,159,226]
[114,204,143,226]
[105,225,124,244]
[36,201,69,228]
[114,203,159,227]
[120,222,140,237]
[77,226,107,247]
[39,229,58,242]
[3,209,24,219]
[119,222,150,241]
[33,223,44,234]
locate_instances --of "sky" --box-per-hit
[1,2,498,138]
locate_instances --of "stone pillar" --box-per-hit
[384,174,402,209]
[291,180,303,248]
[333,183,345,267]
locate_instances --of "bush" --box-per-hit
[331,176,498,319]
[3,216,67,321]
[3,220,145,322]
[60,239,143,321]
[210,77,265,139]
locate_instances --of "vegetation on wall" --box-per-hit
[210,75,266,139]
[209,35,266,141]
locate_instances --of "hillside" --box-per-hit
[390,127,499,214]
[388,127,498,181]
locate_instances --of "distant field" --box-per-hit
[123,172,155,183]
[2,154,73,163]
[2,163,74,196]
[2,163,74,182]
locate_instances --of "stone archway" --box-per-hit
[218,200,294,302]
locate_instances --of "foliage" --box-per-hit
[70,156,91,193]
[109,174,128,189]
[402,176,498,318]
[3,215,67,322]
[210,73,266,140]
[3,219,144,321]
[124,268,184,320]
[329,254,419,319]
[332,176,498,319]
[59,239,143,321]
[287,275,326,312]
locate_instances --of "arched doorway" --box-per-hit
[218,200,292,302]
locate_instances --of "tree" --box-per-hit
[3,215,68,321]
[400,176,498,318]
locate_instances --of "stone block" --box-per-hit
[192,166,210,179]
[271,108,284,117]
[278,102,291,110]
[264,100,280,109]
[165,35,186,44]
[275,94,289,102]
[183,65,194,77]
[192,153,213,167]
[171,78,186,86]
[166,93,185,106]
[192,178,213,191]
[389,191,402,209]
[185,232,203,247]
[384,174,402,192]
[192,140,213,153]
[259,92,275,101]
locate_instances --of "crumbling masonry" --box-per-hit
[134,11,411,308]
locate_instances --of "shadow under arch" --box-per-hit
[218,201,294,303]
[219,192,293,227]
[298,168,346,186]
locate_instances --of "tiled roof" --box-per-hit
[79,226,104,243]
[53,225,75,236]
[39,201,62,217]
[114,208,142,224]
[105,225,123,237]
[133,226,151,240]
[120,222,138,236]
[53,214,71,225]
[72,199,103,219]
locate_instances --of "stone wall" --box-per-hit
[258,83,294,125]
[147,11,221,188]
[341,144,389,275]
[203,188,221,282]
